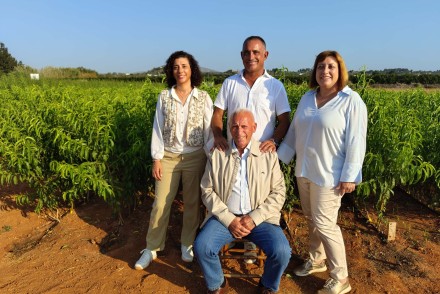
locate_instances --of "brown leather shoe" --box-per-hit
[207,278,229,294]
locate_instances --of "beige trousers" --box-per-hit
[146,148,206,251]
[296,177,349,281]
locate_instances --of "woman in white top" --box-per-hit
[135,51,213,270]
[278,51,367,294]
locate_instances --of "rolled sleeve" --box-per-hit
[151,96,165,160]
[277,120,296,164]
[203,93,214,155]
[340,94,368,184]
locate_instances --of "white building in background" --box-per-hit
[30,73,39,80]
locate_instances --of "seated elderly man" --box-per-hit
[194,109,291,294]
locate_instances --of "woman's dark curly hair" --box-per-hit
[164,51,203,88]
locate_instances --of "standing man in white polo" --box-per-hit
[210,35,291,263]
[211,35,290,153]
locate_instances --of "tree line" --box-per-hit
[2,42,440,85]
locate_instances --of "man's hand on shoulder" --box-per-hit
[213,135,229,152]
[259,139,277,153]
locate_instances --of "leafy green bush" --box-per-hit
[1,74,438,216]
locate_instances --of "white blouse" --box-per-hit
[151,86,213,160]
[277,86,368,187]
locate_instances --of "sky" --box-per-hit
[2,0,439,74]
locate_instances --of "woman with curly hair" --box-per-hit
[135,51,213,270]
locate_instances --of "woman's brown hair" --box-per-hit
[309,50,348,91]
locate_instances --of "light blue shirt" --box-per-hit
[227,141,252,215]
[278,86,368,187]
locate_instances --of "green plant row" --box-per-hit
[0,75,161,213]
[1,73,439,216]
[283,75,440,216]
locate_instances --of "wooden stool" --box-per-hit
[220,239,266,278]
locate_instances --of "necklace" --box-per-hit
[175,87,192,102]
[316,90,337,108]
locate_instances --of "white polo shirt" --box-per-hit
[214,70,291,142]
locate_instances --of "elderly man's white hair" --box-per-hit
[229,108,255,126]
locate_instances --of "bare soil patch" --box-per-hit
[1,185,439,294]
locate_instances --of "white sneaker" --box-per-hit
[181,244,194,262]
[317,278,352,294]
[294,258,327,276]
[243,241,257,264]
[134,249,157,270]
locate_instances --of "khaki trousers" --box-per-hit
[296,177,349,281]
[146,148,206,251]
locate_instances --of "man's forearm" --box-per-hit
[273,112,290,142]
[211,110,224,138]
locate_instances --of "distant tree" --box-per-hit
[146,66,164,75]
[40,66,98,79]
[297,68,312,74]
[0,42,21,74]
[14,64,36,75]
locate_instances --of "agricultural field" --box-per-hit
[0,74,439,293]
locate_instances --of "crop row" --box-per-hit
[0,76,161,212]
[0,74,439,216]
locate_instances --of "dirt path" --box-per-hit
[1,185,439,293]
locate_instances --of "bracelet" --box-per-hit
[270,138,280,148]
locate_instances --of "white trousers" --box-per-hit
[296,177,348,281]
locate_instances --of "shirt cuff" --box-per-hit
[277,143,295,164]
